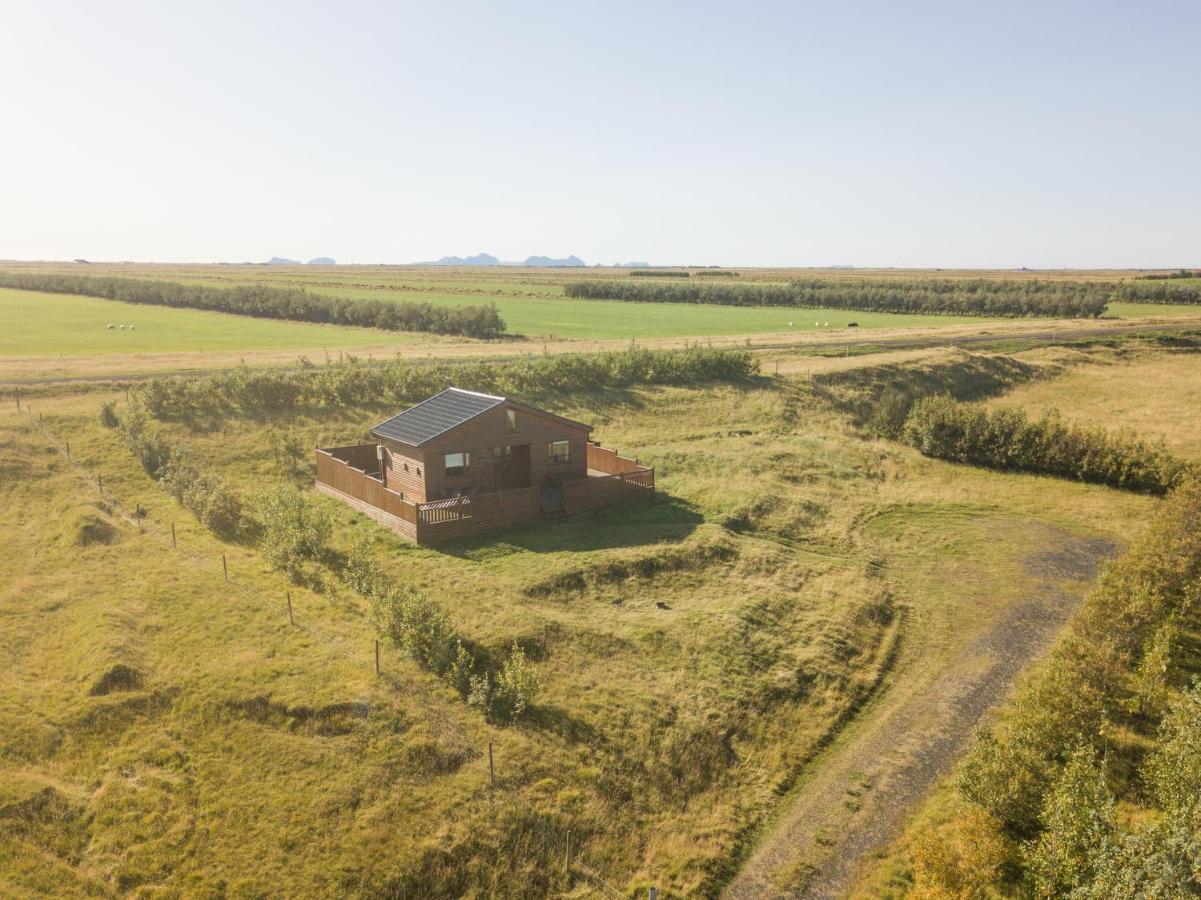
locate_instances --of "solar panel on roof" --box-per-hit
[370,388,504,446]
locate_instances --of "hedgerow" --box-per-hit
[1113,280,1201,304]
[565,277,1112,318]
[0,271,506,338]
[910,479,1201,895]
[901,395,1192,495]
[135,345,759,420]
[629,270,689,278]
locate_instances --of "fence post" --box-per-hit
[375,639,380,675]
[171,522,177,547]
[287,591,294,625]
[14,388,19,411]
[65,439,70,460]
[488,740,495,810]
[97,474,103,493]
[565,829,571,878]
[649,888,658,900]
[222,553,228,581]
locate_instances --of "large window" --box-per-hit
[547,440,571,465]
[444,452,469,476]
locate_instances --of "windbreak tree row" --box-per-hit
[0,272,507,338]
[565,277,1112,318]
[135,345,760,420]
[1113,280,1201,304]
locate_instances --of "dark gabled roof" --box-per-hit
[371,388,504,446]
[370,387,593,447]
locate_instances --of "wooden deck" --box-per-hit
[316,442,653,545]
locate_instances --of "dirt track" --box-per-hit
[722,535,1114,899]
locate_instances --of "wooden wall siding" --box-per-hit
[317,442,651,546]
[562,467,655,514]
[325,443,381,473]
[419,402,589,500]
[379,438,427,502]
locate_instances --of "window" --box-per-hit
[444,452,469,476]
[505,409,517,432]
[547,440,571,464]
[492,445,512,463]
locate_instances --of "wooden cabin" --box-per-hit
[315,388,654,545]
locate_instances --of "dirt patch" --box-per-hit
[722,534,1115,899]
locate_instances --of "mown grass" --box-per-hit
[0,287,425,357]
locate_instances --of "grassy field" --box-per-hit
[0,287,428,357]
[2,339,1176,896]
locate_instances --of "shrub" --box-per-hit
[135,346,759,420]
[566,277,1112,318]
[901,395,1193,495]
[489,644,541,723]
[0,272,507,338]
[1113,280,1201,304]
[98,401,119,429]
[256,485,332,578]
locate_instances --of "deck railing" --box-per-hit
[317,442,653,543]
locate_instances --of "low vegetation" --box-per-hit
[630,270,690,277]
[134,345,759,420]
[907,479,1201,897]
[0,271,507,338]
[1113,279,1201,305]
[565,277,1112,318]
[901,395,1193,495]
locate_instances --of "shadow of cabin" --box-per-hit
[315,387,656,546]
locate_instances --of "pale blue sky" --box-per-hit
[2,1,1198,267]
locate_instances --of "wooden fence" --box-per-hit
[317,443,654,545]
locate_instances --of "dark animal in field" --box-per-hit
[847,322,859,327]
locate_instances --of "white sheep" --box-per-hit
[788,321,793,327]
[824,322,829,327]
[119,324,126,330]
[129,325,135,331]
[106,323,114,330]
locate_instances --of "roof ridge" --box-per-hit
[447,386,506,401]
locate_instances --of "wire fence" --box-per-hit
[16,398,646,899]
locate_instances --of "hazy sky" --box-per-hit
[3,1,1198,267]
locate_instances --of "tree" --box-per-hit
[257,485,332,579]
[1024,745,1114,897]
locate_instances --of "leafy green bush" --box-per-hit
[566,277,1112,318]
[0,272,506,338]
[256,485,332,579]
[98,400,119,429]
[901,395,1193,494]
[136,346,759,420]
[1113,280,1201,304]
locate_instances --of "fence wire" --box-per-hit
[19,402,641,899]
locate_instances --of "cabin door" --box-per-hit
[498,444,531,490]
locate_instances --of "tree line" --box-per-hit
[900,395,1192,495]
[1113,280,1201,304]
[908,478,1201,895]
[629,270,689,277]
[0,271,507,338]
[134,345,759,421]
[565,277,1113,318]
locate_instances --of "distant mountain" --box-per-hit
[265,257,301,265]
[523,254,585,267]
[307,257,336,265]
[425,253,500,266]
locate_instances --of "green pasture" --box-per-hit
[0,288,421,357]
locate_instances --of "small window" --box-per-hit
[505,409,517,432]
[547,440,571,464]
[444,452,469,476]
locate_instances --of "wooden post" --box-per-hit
[222,553,228,581]
[65,440,70,459]
[565,829,571,877]
[649,888,658,900]
[13,388,19,411]
[97,474,103,492]
[488,740,495,810]
[375,639,380,675]
[287,591,294,625]
[171,523,176,547]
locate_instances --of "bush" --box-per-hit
[566,277,1112,318]
[135,346,759,420]
[1113,280,1201,304]
[0,272,507,338]
[901,395,1193,495]
[256,485,332,578]
[629,270,689,278]
[98,401,119,429]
